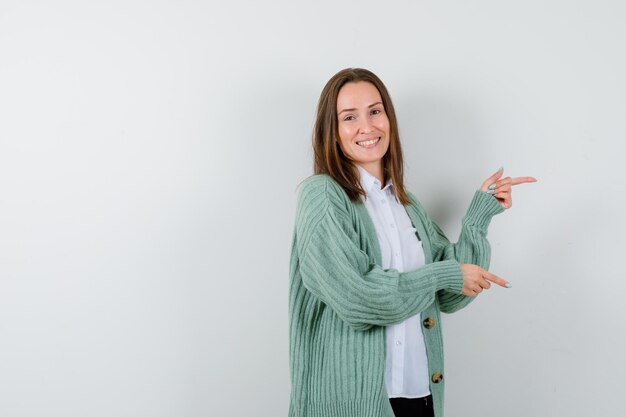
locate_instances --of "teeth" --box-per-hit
[357,138,380,146]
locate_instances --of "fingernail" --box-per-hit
[505,283,512,288]
[498,166,503,171]
[487,189,495,194]
[489,184,496,190]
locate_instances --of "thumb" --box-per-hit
[480,167,504,191]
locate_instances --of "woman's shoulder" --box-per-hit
[405,190,426,211]
[295,174,358,229]
[297,174,350,205]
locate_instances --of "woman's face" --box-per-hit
[336,81,390,173]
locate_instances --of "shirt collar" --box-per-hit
[356,165,394,194]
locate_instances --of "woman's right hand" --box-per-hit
[459,264,510,297]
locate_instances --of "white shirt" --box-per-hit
[357,165,431,399]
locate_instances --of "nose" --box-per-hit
[358,117,373,134]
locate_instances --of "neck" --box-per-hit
[357,162,384,187]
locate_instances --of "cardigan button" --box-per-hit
[431,372,443,383]
[423,317,436,329]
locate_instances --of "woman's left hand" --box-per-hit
[479,167,537,209]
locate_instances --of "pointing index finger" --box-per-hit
[511,176,538,186]
[483,271,510,288]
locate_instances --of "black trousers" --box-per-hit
[389,395,434,417]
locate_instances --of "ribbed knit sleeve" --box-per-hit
[295,176,464,331]
[410,190,505,313]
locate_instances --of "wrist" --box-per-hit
[462,190,505,229]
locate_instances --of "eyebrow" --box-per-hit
[338,101,383,115]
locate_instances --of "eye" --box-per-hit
[343,115,356,121]
[371,108,383,116]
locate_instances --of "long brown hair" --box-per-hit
[313,68,410,205]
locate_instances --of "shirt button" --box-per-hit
[395,252,400,257]
[390,223,395,228]
[395,340,402,346]
[381,199,386,204]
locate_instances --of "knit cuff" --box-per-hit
[462,190,505,230]
[432,260,464,294]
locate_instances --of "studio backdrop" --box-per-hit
[0,1,624,416]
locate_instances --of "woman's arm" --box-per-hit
[425,167,536,313]
[418,190,505,313]
[294,176,465,331]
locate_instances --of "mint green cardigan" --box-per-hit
[288,174,504,417]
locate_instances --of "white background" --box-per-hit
[1,1,625,416]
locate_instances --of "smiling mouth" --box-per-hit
[356,137,381,147]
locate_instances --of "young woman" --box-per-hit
[288,68,536,417]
